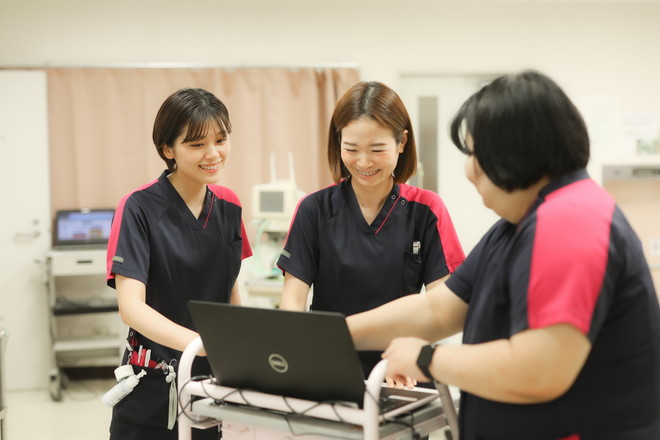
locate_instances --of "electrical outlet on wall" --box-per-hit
[650,238,660,257]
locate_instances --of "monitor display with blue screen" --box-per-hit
[53,209,115,248]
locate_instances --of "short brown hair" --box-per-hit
[327,81,417,183]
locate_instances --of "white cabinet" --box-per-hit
[46,249,124,401]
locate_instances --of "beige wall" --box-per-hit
[1,1,659,113]
[2,0,659,251]
[1,0,658,389]
[604,178,660,298]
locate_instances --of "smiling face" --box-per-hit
[163,121,230,189]
[339,117,406,193]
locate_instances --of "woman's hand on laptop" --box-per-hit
[383,337,425,389]
[385,374,417,389]
[383,337,431,385]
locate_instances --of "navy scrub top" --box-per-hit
[446,169,660,440]
[106,170,252,369]
[277,179,464,317]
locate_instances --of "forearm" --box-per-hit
[230,282,241,305]
[429,325,590,404]
[348,282,466,350]
[279,273,310,311]
[120,297,201,353]
[434,341,548,403]
[279,295,307,311]
[348,294,444,350]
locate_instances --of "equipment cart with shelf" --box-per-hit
[46,249,124,401]
[178,337,459,440]
[0,327,7,439]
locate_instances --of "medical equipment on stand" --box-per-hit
[246,153,306,307]
[252,153,306,234]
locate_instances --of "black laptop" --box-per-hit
[187,301,439,420]
[52,208,114,250]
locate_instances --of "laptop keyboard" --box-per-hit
[378,396,412,413]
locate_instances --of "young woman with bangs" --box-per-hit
[106,88,252,440]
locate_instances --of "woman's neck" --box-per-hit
[167,171,207,218]
[350,177,395,224]
[505,177,552,224]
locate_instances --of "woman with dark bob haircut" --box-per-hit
[348,71,660,439]
[106,88,252,440]
[450,70,590,191]
[277,81,465,381]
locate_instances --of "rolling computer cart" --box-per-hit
[178,337,459,440]
[45,249,124,401]
[0,327,8,440]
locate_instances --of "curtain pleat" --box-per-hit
[46,67,360,230]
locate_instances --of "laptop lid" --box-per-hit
[188,301,368,405]
[52,208,114,248]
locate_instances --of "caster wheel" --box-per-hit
[49,372,63,402]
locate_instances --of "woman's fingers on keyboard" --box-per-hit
[385,375,416,389]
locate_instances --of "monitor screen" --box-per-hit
[53,209,115,247]
[259,191,285,214]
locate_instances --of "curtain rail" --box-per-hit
[0,62,358,70]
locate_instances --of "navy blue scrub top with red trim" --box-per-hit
[277,179,464,317]
[106,170,252,371]
[446,169,660,440]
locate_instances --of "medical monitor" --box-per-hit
[252,181,305,232]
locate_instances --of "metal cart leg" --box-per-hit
[178,337,203,440]
[364,360,388,440]
[0,328,9,440]
[49,368,63,402]
[434,381,459,440]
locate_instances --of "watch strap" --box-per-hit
[416,343,437,382]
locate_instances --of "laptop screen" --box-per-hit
[53,209,115,248]
[188,301,367,405]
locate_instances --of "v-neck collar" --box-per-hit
[158,170,213,230]
[343,179,401,234]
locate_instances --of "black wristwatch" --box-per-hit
[416,343,438,382]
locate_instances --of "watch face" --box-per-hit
[417,344,434,366]
[416,344,436,381]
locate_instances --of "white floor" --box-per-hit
[5,378,114,439]
[4,378,450,440]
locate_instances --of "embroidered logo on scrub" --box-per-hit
[112,256,124,264]
[268,353,289,373]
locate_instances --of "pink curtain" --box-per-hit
[46,67,360,227]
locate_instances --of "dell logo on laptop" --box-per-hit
[268,353,288,373]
